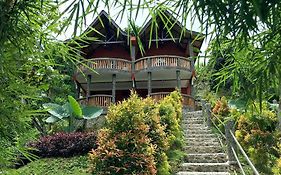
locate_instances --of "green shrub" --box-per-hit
[89,92,165,175]
[158,90,185,173]
[89,91,184,175]
[235,102,278,174]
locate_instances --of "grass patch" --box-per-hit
[2,155,90,175]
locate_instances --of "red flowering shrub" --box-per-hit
[29,132,97,158]
[212,96,229,116]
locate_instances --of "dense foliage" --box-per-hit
[206,94,280,174]
[0,0,81,166]
[158,91,185,172]
[235,103,278,174]
[89,91,184,175]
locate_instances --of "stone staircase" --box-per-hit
[177,110,230,175]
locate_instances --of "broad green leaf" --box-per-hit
[43,103,67,119]
[63,102,73,114]
[45,116,60,123]
[82,106,103,119]
[68,95,82,117]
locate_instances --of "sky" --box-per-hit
[58,1,212,61]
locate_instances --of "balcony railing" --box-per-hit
[150,92,195,108]
[77,95,113,107]
[135,55,191,71]
[81,58,131,72]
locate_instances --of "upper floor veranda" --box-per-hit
[73,10,204,83]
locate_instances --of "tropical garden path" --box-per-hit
[177,110,230,175]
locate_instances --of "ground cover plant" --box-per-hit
[2,155,90,175]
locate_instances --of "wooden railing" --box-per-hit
[202,101,260,175]
[150,92,195,108]
[77,95,113,107]
[135,55,191,71]
[81,58,131,72]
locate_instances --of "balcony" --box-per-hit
[77,95,113,108]
[150,92,195,109]
[135,55,191,72]
[80,58,132,73]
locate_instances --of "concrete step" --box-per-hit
[180,162,229,172]
[182,120,205,124]
[185,137,219,143]
[187,141,220,147]
[177,172,230,175]
[184,126,210,130]
[185,153,228,163]
[184,115,204,119]
[184,133,217,138]
[186,111,202,114]
[185,145,223,153]
[182,123,207,127]
[184,129,213,134]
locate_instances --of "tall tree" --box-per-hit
[0,0,80,165]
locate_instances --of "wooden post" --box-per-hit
[148,72,152,96]
[176,70,181,91]
[201,100,206,119]
[225,119,237,165]
[147,57,151,69]
[75,82,81,99]
[112,74,116,103]
[87,74,92,100]
[205,103,212,127]
[188,38,195,97]
[130,36,136,90]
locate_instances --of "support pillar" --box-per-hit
[87,75,92,100]
[112,74,116,103]
[188,38,195,97]
[148,72,152,96]
[205,103,212,127]
[225,119,237,165]
[176,70,181,91]
[75,81,81,99]
[130,36,137,90]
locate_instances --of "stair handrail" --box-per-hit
[201,100,260,175]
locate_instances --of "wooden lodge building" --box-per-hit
[73,11,204,110]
